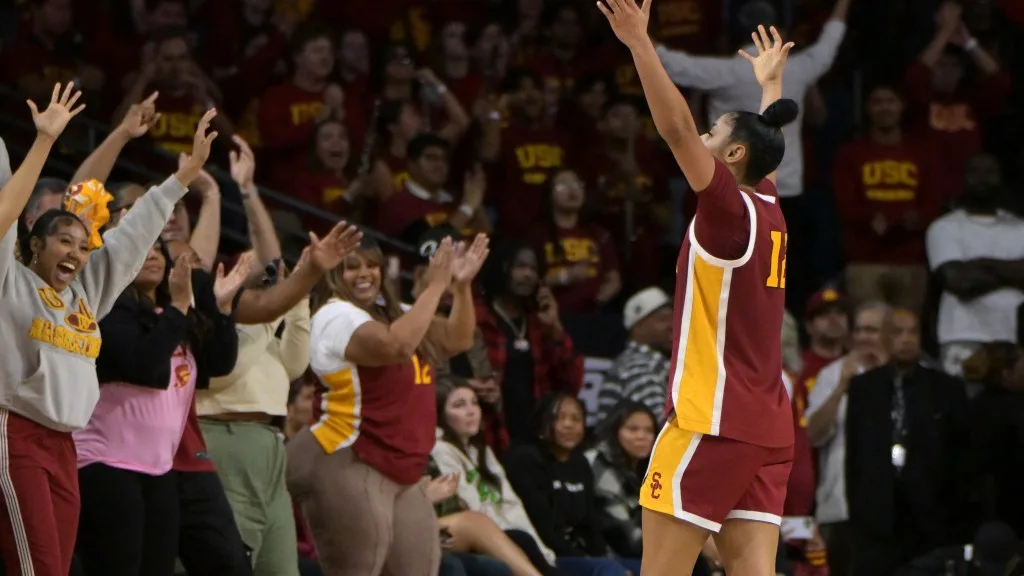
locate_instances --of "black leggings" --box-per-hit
[76,464,179,576]
[503,530,560,576]
[176,470,253,576]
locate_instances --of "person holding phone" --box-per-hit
[475,239,584,454]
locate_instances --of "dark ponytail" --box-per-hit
[760,98,800,128]
[727,98,800,185]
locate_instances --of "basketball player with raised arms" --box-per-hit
[598,0,800,574]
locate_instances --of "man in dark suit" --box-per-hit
[845,309,974,576]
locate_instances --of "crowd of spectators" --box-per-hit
[1,0,1024,575]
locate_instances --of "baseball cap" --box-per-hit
[416,224,461,263]
[804,287,848,319]
[624,287,671,330]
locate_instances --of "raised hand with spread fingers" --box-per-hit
[451,234,490,287]
[596,0,653,50]
[739,25,795,87]
[307,221,363,272]
[29,82,86,141]
[214,251,256,314]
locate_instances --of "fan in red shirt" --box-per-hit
[289,235,486,574]
[557,74,613,151]
[2,0,105,102]
[258,23,343,190]
[526,2,591,99]
[528,169,622,315]
[904,3,1011,188]
[335,29,373,128]
[580,95,670,290]
[373,134,491,262]
[435,22,486,112]
[833,85,942,311]
[291,119,365,235]
[486,68,573,235]
[113,28,233,163]
[203,0,293,118]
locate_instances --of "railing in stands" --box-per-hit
[0,85,415,266]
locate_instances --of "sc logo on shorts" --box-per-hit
[649,471,663,500]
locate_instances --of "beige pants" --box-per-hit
[845,264,928,312]
[285,429,440,576]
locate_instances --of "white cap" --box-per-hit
[623,287,671,330]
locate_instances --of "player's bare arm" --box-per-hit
[740,25,795,185]
[597,0,716,192]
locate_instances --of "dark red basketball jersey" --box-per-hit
[667,160,793,448]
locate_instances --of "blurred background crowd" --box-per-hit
[1,0,1023,575]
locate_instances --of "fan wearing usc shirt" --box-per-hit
[287,234,489,575]
[600,1,799,574]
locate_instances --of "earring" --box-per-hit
[31,254,38,265]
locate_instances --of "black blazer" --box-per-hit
[845,362,973,544]
[96,270,239,390]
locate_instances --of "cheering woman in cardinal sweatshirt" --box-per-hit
[0,83,219,576]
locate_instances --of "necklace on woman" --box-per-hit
[492,304,530,352]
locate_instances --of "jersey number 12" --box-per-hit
[765,230,787,289]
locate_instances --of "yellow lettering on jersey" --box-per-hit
[766,230,788,289]
[412,354,432,385]
[37,287,66,311]
[289,101,325,126]
[28,318,102,359]
[928,103,976,133]
[861,160,918,187]
[515,144,565,185]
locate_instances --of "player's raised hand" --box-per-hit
[28,82,86,141]
[738,25,794,87]
[597,0,653,50]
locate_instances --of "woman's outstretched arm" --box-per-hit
[597,0,715,191]
[80,109,218,319]
[0,83,84,250]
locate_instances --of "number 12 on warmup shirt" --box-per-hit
[766,230,787,289]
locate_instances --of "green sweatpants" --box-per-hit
[200,420,299,576]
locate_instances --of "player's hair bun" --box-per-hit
[760,99,799,128]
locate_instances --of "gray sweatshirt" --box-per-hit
[0,153,188,432]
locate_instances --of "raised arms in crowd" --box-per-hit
[229,135,282,266]
[234,221,362,324]
[345,235,487,366]
[77,108,218,318]
[0,83,84,239]
[597,0,717,192]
